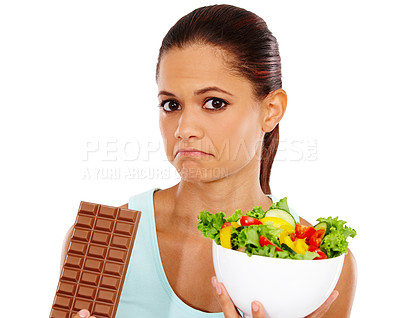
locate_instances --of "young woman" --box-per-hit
[67,4,357,318]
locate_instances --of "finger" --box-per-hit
[211,276,241,318]
[306,290,339,318]
[251,300,271,318]
[73,309,90,318]
[73,309,96,318]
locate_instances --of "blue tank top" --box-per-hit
[116,188,300,317]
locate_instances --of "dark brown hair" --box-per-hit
[156,4,282,194]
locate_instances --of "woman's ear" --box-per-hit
[260,88,287,132]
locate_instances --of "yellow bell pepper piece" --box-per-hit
[220,226,232,249]
[279,230,289,244]
[293,238,309,255]
[260,217,295,234]
[231,221,240,228]
[281,235,296,250]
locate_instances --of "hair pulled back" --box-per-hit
[156,4,282,194]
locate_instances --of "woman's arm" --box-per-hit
[322,250,357,317]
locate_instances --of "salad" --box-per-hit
[197,197,356,260]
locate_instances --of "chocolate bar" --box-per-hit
[50,202,141,318]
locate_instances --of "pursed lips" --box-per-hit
[175,148,213,158]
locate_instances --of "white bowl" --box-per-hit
[212,241,344,318]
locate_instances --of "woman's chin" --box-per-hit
[176,166,229,183]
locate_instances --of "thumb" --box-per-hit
[73,309,96,318]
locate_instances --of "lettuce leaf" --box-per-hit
[269,197,290,213]
[197,210,227,245]
[227,209,243,222]
[238,226,261,248]
[238,224,282,249]
[258,223,282,246]
[247,245,290,258]
[317,216,357,258]
[293,251,319,260]
[246,245,318,259]
[246,206,265,219]
[230,227,240,250]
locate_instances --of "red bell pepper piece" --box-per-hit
[295,224,316,239]
[309,229,325,247]
[221,222,232,229]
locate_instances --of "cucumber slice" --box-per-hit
[264,209,296,228]
[314,222,330,236]
[281,243,296,255]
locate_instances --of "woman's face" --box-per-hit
[157,43,266,182]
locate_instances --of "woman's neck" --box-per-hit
[175,179,271,215]
[155,165,273,235]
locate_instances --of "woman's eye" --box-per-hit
[204,98,228,110]
[160,100,181,112]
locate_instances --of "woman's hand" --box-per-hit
[73,309,96,318]
[211,276,338,318]
[212,276,267,318]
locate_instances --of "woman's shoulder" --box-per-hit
[120,187,158,209]
[127,187,162,211]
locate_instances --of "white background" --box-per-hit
[1,0,399,317]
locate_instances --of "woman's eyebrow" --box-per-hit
[194,86,233,96]
[158,86,233,97]
[158,90,175,97]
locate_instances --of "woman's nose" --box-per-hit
[174,108,204,140]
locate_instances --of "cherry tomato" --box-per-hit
[240,216,263,226]
[308,245,327,260]
[259,235,283,251]
[309,229,325,247]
